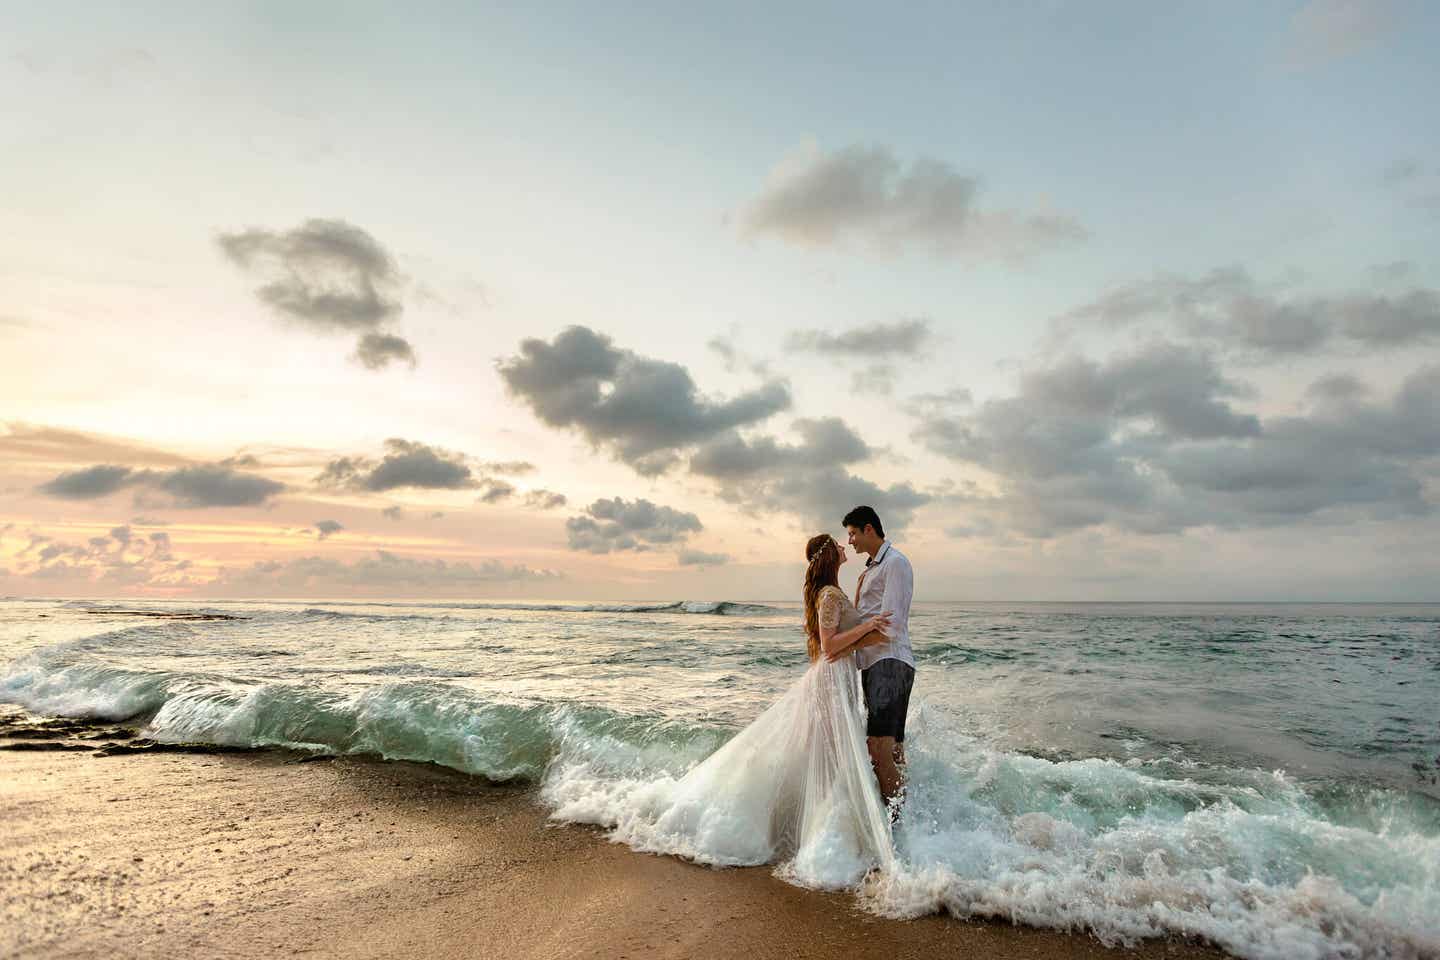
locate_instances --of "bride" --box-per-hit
[565,533,896,889]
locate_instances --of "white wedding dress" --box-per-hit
[547,585,895,889]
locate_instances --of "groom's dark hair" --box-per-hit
[842,505,884,539]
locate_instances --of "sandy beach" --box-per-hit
[0,723,1232,960]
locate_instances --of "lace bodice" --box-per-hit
[816,585,864,635]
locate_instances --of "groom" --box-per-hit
[843,505,915,810]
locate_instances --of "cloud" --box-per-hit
[677,548,730,567]
[523,489,567,510]
[37,463,284,507]
[218,218,400,331]
[150,465,286,507]
[498,326,791,475]
[786,318,934,358]
[1055,267,1440,358]
[707,332,772,377]
[5,525,194,586]
[317,439,473,491]
[1281,0,1398,68]
[218,550,560,592]
[690,417,931,533]
[564,497,703,554]
[480,460,536,476]
[0,424,192,469]
[476,478,515,504]
[905,387,974,419]
[353,332,417,370]
[380,505,404,521]
[38,464,134,499]
[913,343,1440,537]
[742,142,1086,260]
[787,318,936,396]
[217,218,416,370]
[314,519,343,540]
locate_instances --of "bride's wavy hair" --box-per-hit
[802,533,841,662]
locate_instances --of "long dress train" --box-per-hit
[547,585,894,889]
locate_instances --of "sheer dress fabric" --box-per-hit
[580,584,894,889]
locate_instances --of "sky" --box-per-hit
[2,0,1439,601]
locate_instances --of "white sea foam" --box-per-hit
[540,704,1440,959]
[4,604,1438,960]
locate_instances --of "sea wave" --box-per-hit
[425,600,784,616]
[62,599,786,620]
[3,646,1436,959]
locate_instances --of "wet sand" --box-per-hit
[1,738,1232,960]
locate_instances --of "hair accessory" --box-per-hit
[808,535,837,564]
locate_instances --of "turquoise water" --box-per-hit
[2,598,1437,958]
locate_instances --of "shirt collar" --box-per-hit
[865,540,890,568]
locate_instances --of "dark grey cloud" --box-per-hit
[354,332,417,370]
[523,489,567,510]
[690,417,930,534]
[565,497,703,554]
[317,439,473,492]
[498,326,791,475]
[742,143,1086,259]
[217,218,417,370]
[314,519,343,540]
[218,218,400,331]
[677,548,730,567]
[380,505,404,521]
[1057,267,1440,358]
[914,343,1440,538]
[218,550,559,592]
[38,464,134,499]
[786,318,933,358]
[151,466,286,507]
[476,478,515,504]
[37,464,283,507]
[690,417,872,479]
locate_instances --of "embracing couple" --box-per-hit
[599,505,913,886]
[804,505,915,813]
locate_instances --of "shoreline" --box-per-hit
[1,732,1233,960]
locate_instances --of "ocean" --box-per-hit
[2,597,1436,959]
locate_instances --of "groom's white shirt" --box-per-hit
[853,540,915,671]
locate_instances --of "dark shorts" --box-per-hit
[861,659,915,742]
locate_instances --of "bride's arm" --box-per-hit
[822,622,891,661]
[819,598,892,660]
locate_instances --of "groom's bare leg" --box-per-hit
[867,735,902,805]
